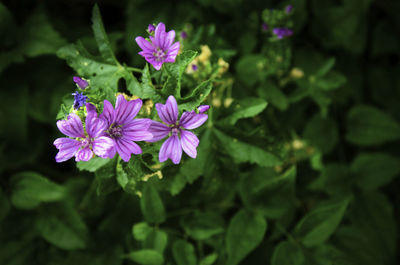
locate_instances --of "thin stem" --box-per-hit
[126,66,143,73]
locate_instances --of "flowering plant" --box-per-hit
[2,2,399,265]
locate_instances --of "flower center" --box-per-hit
[153,48,166,62]
[170,124,180,136]
[108,125,123,139]
[81,138,92,148]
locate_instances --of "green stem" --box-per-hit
[126,66,143,73]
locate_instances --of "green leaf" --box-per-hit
[303,113,338,153]
[92,4,117,64]
[94,157,120,195]
[162,50,197,97]
[258,81,288,111]
[128,63,161,101]
[315,58,336,77]
[179,79,213,112]
[214,129,281,167]
[36,215,86,250]
[140,183,166,224]
[239,166,296,219]
[346,105,400,146]
[315,71,347,91]
[294,197,351,247]
[77,157,112,172]
[181,211,225,240]
[144,230,168,254]
[57,43,132,99]
[271,241,304,265]
[221,97,267,125]
[132,222,152,241]
[236,54,267,86]
[351,153,400,190]
[126,249,164,265]
[172,240,197,265]
[10,172,66,209]
[226,209,267,265]
[199,253,218,265]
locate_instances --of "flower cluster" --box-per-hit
[54,94,209,164]
[55,23,210,165]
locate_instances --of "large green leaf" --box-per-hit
[214,129,281,167]
[220,97,267,125]
[132,222,152,241]
[226,209,267,265]
[162,50,197,97]
[271,241,304,265]
[35,214,86,250]
[92,4,117,64]
[10,172,66,210]
[140,183,166,224]
[181,211,224,240]
[172,240,197,265]
[77,157,112,172]
[126,249,164,265]
[294,197,351,247]
[351,153,400,190]
[346,105,400,146]
[179,79,213,111]
[303,113,338,153]
[144,230,168,254]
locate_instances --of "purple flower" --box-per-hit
[197,105,210,113]
[147,96,208,164]
[72,91,88,110]
[273,27,293,39]
[73,76,89,89]
[262,23,269,32]
[285,5,293,14]
[135,22,180,70]
[147,24,155,33]
[54,104,114,162]
[192,64,198,71]
[180,31,187,39]
[100,95,153,162]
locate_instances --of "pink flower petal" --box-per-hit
[180,130,199,158]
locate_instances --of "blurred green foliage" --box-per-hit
[1,0,400,264]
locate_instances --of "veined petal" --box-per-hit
[75,147,93,162]
[115,138,142,162]
[180,130,199,158]
[100,99,115,127]
[115,95,142,125]
[167,42,180,57]
[86,104,107,138]
[56,113,85,138]
[92,136,115,159]
[179,111,208,130]
[123,119,153,141]
[159,134,182,164]
[154,22,166,48]
[156,95,178,125]
[146,120,170,142]
[54,138,81,162]
[135,36,154,52]
[162,30,176,50]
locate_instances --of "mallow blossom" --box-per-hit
[147,96,208,164]
[100,94,153,162]
[135,22,180,70]
[54,104,114,162]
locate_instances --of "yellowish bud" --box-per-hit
[198,45,212,63]
[290,68,304,79]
